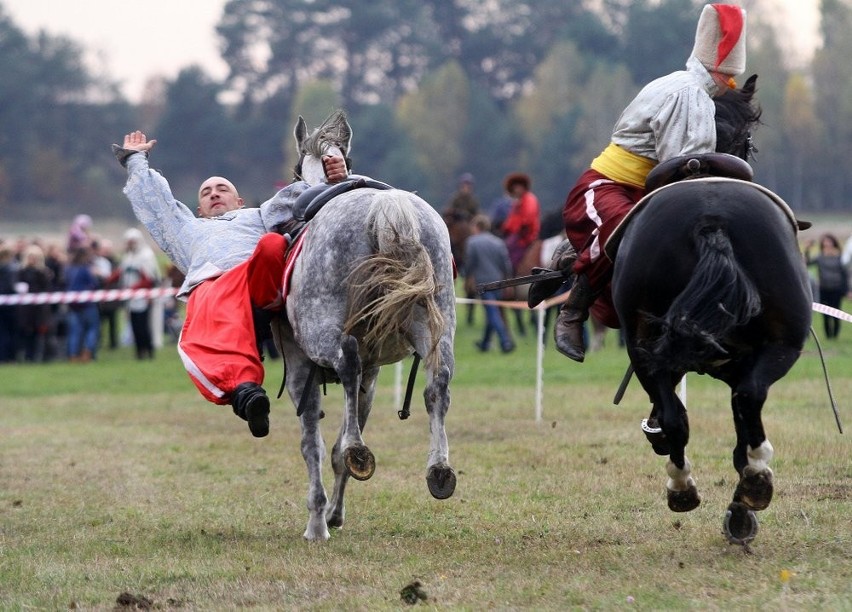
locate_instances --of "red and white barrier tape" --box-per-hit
[811,302,852,323]
[460,295,851,321]
[0,287,179,306]
[1,286,850,323]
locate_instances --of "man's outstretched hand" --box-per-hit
[123,130,157,153]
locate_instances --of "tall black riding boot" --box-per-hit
[231,382,270,438]
[554,274,597,362]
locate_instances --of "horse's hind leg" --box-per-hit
[336,334,375,481]
[730,388,775,513]
[722,346,799,545]
[729,346,798,510]
[326,366,378,529]
[423,336,456,500]
[639,371,700,512]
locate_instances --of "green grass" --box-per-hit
[1,307,850,610]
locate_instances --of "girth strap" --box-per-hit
[604,177,803,261]
[296,361,319,417]
[398,353,421,420]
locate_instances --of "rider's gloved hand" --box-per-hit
[527,239,577,308]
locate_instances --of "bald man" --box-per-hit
[114,130,347,438]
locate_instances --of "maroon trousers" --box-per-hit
[562,169,646,327]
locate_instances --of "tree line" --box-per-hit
[1,0,850,226]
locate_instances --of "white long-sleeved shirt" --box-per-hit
[122,152,309,299]
[610,55,724,163]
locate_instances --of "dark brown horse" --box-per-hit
[610,76,813,545]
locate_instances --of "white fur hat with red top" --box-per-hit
[692,3,747,76]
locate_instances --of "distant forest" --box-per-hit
[1,0,851,227]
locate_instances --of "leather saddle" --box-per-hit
[605,153,810,261]
[293,176,393,223]
[644,152,753,193]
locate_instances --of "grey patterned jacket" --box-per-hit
[610,55,723,162]
[122,152,309,299]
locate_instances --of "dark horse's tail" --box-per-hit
[645,222,762,374]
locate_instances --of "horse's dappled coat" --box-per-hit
[272,112,457,541]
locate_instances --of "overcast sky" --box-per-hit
[2,0,820,103]
[3,0,229,102]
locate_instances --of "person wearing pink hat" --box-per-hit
[542,3,748,362]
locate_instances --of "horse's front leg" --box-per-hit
[277,322,331,541]
[287,358,330,541]
[423,337,456,500]
[335,334,375,481]
[326,366,378,529]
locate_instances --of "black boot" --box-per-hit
[554,274,597,362]
[231,382,270,438]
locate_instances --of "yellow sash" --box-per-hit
[590,143,657,188]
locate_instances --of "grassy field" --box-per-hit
[1,306,850,610]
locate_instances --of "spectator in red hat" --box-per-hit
[501,172,541,272]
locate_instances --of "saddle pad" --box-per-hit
[281,230,307,303]
[604,177,799,261]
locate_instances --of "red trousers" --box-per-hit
[562,169,645,328]
[178,233,287,405]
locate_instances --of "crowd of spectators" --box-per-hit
[0,220,183,364]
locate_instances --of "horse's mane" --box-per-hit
[300,109,351,159]
[714,75,762,158]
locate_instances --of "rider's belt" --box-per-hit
[590,143,657,188]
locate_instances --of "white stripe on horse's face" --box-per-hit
[301,145,344,186]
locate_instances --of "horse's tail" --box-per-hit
[645,223,762,373]
[344,190,446,369]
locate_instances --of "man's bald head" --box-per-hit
[197,176,244,218]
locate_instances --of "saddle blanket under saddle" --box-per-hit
[604,177,801,261]
[281,231,307,304]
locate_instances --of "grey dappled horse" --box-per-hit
[275,111,457,541]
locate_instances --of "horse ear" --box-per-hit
[743,74,758,95]
[295,116,308,150]
[340,114,353,155]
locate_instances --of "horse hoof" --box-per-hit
[427,464,456,500]
[723,502,759,545]
[667,485,701,512]
[734,469,773,511]
[303,519,331,542]
[326,512,345,529]
[344,445,376,481]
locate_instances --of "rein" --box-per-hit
[809,328,845,434]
